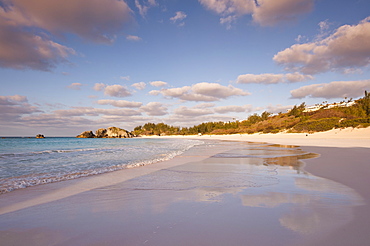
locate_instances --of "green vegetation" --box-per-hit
[288,102,306,117]
[131,92,370,136]
[133,123,181,136]
[290,118,340,133]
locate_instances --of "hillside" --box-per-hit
[132,92,370,136]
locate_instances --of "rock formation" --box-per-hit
[95,128,107,138]
[76,131,95,138]
[36,134,45,138]
[106,127,132,138]
[76,127,133,138]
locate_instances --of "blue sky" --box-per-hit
[1,0,370,136]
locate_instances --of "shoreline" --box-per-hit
[0,128,369,245]
[142,127,370,245]
[142,127,370,148]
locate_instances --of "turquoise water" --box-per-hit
[0,137,203,194]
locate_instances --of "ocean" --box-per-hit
[0,137,203,194]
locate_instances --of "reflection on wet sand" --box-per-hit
[0,141,364,246]
[131,142,362,233]
[108,142,363,236]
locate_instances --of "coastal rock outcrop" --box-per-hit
[95,128,107,138]
[77,127,133,138]
[76,131,95,138]
[106,127,132,138]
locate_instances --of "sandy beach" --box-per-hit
[0,127,369,246]
[174,127,370,245]
[155,127,370,148]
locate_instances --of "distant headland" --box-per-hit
[77,92,370,138]
[76,127,133,138]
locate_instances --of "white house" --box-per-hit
[303,101,356,112]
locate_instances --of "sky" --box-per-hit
[1,0,370,136]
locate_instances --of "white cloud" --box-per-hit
[54,107,141,117]
[132,82,146,90]
[3,104,146,135]
[0,22,76,71]
[0,95,27,104]
[0,95,42,123]
[97,99,142,108]
[214,105,253,114]
[252,0,314,26]
[157,82,250,102]
[98,107,140,116]
[295,35,305,43]
[274,17,370,74]
[290,80,370,99]
[174,106,213,117]
[318,20,330,32]
[237,72,313,84]
[93,83,132,97]
[170,11,187,26]
[165,114,237,128]
[149,90,161,96]
[150,81,168,87]
[285,72,314,83]
[67,83,84,90]
[194,103,216,108]
[104,85,132,97]
[265,104,292,114]
[19,113,94,128]
[140,102,168,116]
[135,0,148,17]
[120,76,130,81]
[220,15,237,29]
[315,19,331,41]
[199,0,314,28]
[135,0,157,18]
[192,82,250,98]
[126,35,142,41]
[199,0,254,16]
[93,83,106,91]
[160,86,191,98]
[148,0,157,6]
[172,103,253,117]
[3,0,132,43]
[237,73,284,84]
[0,0,132,70]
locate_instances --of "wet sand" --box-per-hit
[300,146,370,246]
[168,127,370,245]
[0,128,369,246]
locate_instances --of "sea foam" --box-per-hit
[0,137,203,194]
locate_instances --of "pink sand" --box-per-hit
[0,127,369,246]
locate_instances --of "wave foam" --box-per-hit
[0,139,204,194]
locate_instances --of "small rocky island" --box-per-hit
[36,134,45,138]
[76,127,133,138]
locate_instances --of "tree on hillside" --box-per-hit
[247,113,262,124]
[289,102,306,117]
[353,91,370,117]
[364,91,370,116]
[261,111,272,121]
